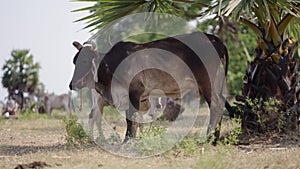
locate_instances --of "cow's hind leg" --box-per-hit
[89,107,104,142]
[124,96,140,142]
[136,112,144,134]
[124,81,144,142]
[206,94,224,145]
[207,117,222,145]
[124,105,139,143]
[94,104,104,140]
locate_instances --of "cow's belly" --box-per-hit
[110,76,197,112]
[109,52,200,111]
[49,98,68,110]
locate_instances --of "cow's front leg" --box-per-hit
[124,104,138,142]
[88,108,96,138]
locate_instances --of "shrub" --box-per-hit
[63,116,92,147]
[222,118,243,145]
[236,97,298,133]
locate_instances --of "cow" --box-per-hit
[43,93,72,116]
[4,99,19,119]
[69,31,230,144]
[0,101,4,115]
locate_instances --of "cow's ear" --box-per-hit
[73,41,83,50]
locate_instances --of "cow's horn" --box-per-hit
[73,41,83,50]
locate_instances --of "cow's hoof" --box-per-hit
[123,136,130,144]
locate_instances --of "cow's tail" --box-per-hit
[224,45,229,76]
[225,101,234,118]
[222,44,232,118]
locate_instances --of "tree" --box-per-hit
[73,0,300,132]
[2,49,40,109]
[210,1,300,132]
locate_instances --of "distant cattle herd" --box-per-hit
[0,93,72,118]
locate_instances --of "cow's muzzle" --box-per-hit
[69,82,73,90]
[69,81,84,91]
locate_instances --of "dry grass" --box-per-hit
[0,110,300,169]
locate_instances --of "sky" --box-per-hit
[0,0,94,101]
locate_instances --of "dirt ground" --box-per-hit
[1,113,300,169]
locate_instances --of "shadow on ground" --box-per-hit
[0,144,66,156]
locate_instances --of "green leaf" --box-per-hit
[265,14,281,46]
[240,17,263,37]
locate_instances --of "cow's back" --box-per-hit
[46,94,70,109]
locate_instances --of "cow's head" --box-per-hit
[69,41,98,90]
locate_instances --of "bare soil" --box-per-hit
[1,114,300,169]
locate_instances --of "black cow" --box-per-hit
[69,32,230,144]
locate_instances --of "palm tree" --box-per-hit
[2,49,40,109]
[210,1,300,132]
[73,0,300,132]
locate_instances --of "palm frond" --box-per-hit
[207,0,300,40]
[73,0,198,31]
[74,1,146,31]
[239,17,262,37]
[265,14,281,46]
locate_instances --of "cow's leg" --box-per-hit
[206,92,224,145]
[94,99,105,139]
[124,81,144,142]
[207,113,222,145]
[63,99,71,117]
[88,108,96,138]
[124,104,139,142]
[66,106,71,117]
[65,106,71,117]
[68,94,72,116]
[47,107,52,116]
[88,91,106,140]
[88,90,97,138]
[137,112,144,134]
[88,106,104,140]
[124,94,140,142]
